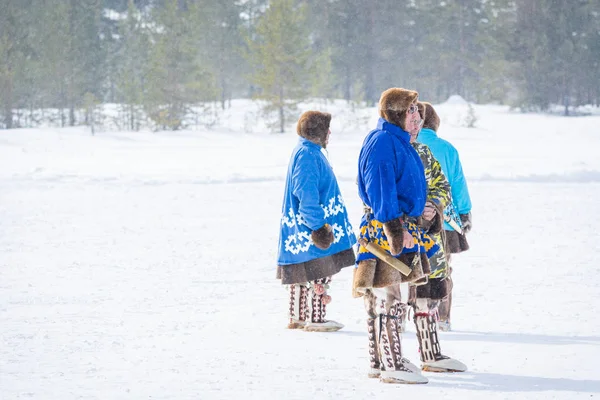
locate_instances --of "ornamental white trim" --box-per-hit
[331,223,345,243]
[322,195,345,218]
[280,196,355,255]
[284,231,312,255]
[281,207,310,228]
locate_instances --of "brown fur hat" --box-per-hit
[417,101,427,121]
[378,88,419,130]
[421,102,440,132]
[297,111,331,144]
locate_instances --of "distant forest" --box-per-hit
[1,0,599,130]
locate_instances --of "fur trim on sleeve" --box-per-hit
[382,217,405,256]
[311,224,334,250]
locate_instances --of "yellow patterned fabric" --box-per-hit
[355,217,439,263]
[427,232,447,279]
[412,142,451,208]
[412,142,451,279]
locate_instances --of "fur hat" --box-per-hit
[417,101,427,121]
[378,88,419,130]
[297,111,331,145]
[421,101,440,132]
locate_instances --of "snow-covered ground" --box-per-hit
[2,100,600,399]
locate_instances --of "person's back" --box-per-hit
[354,88,432,385]
[358,119,427,224]
[415,102,472,331]
[276,111,356,333]
[418,128,471,229]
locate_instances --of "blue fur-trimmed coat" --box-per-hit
[277,138,356,266]
[358,118,427,223]
[356,118,435,262]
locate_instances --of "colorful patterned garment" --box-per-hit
[356,119,438,265]
[427,232,448,279]
[443,202,463,233]
[412,142,451,209]
[356,215,440,262]
[412,142,452,279]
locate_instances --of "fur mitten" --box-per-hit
[382,217,404,256]
[312,224,334,249]
[460,213,472,234]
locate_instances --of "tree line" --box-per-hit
[1,0,599,131]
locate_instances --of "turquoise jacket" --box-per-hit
[417,128,471,231]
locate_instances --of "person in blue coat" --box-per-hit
[276,111,356,332]
[352,88,431,384]
[417,102,472,331]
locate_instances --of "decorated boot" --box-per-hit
[287,283,309,329]
[437,292,452,331]
[304,277,344,332]
[399,283,418,333]
[397,302,410,333]
[437,320,451,332]
[367,317,381,378]
[367,300,420,378]
[414,298,466,372]
[378,302,428,384]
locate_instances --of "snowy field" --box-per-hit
[2,100,600,399]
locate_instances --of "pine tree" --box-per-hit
[35,0,105,126]
[510,0,598,112]
[115,0,150,130]
[300,0,336,100]
[0,0,34,129]
[473,0,516,104]
[144,0,216,130]
[582,1,600,106]
[246,0,312,133]
[197,0,246,109]
[329,0,370,103]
